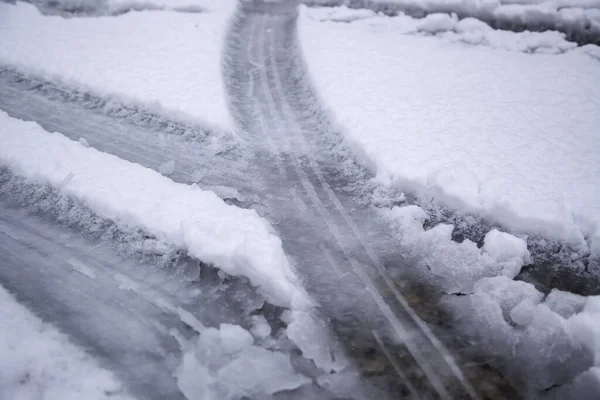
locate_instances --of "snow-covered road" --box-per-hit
[1,0,599,398]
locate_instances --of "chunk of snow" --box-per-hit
[416,13,458,33]
[66,258,97,279]
[159,159,175,176]
[482,229,531,277]
[250,315,272,339]
[189,169,204,182]
[287,310,348,372]
[454,17,492,32]
[328,5,377,23]
[544,289,586,318]
[509,297,537,326]
[448,275,600,392]
[0,284,133,400]
[205,185,243,201]
[174,324,310,399]
[218,323,254,355]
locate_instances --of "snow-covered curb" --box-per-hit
[0,284,134,400]
[0,111,308,309]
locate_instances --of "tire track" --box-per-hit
[225,4,480,399]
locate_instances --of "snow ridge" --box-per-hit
[0,111,310,309]
[304,0,600,45]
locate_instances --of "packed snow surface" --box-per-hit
[299,6,600,250]
[0,111,309,309]
[0,1,235,131]
[0,284,133,400]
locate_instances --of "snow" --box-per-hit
[78,137,90,147]
[0,284,133,400]
[447,276,600,393]
[308,0,600,38]
[67,257,98,279]
[299,5,600,250]
[0,1,236,131]
[159,159,176,176]
[250,314,272,338]
[387,205,531,293]
[387,202,600,393]
[174,323,310,400]
[0,110,309,309]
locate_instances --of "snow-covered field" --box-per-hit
[1,0,600,398]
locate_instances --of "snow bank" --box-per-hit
[447,277,600,395]
[174,323,310,399]
[0,284,133,400]
[387,204,600,394]
[0,1,235,131]
[307,6,581,52]
[299,6,600,249]
[387,205,531,293]
[0,111,309,309]
[306,0,600,42]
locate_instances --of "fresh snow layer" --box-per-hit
[0,110,309,309]
[0,284,133,400]
[299,6,600,250]
[0,1,235,131]
[387,205,531,293]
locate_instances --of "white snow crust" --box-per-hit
[0,284,133,400]
[299,5,600,250]
[0,1,236,131]
[0,111,309,309]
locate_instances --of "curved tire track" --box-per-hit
[223,3,488,399]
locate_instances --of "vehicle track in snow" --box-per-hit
[222,3,511,398]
